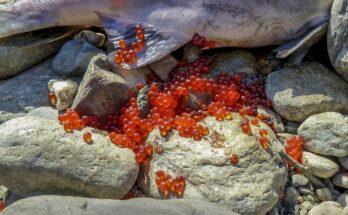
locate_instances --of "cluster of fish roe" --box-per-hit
[114,25,145,65]
[285,136,304,167]
[54,54,280,198]
[155,170,186,197]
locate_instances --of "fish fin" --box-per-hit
[15,26,88,49]
[96,12,192,69]
[274,20,328,59]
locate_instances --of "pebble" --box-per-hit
[298,112,348,157]
[48,79,78,110]
[338,157,348,171]
[266,62,348,122]
[308,201,344,215]
[301,151,339,178]
[316,188,333,201]
[291,174,309,188]
[333,173,348,189]
[336,192,348,207]
[283,187,300,207]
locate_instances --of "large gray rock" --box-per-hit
[72,54,131,118]
[298,112,348,157]
[328,0,348,82]
[52,38,104,76]
[266,62,348,122]
[301,151,339,179]
[0,116,138,199]
[0,31,63,80]
[0,59,63,124]
[1,196,240,215]
[139,114,287,215]
[208,50,259,78]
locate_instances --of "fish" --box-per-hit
[0,0,333,68]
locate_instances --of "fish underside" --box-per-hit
[0,0,333,68]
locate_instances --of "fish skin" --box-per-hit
[0,0,333,64]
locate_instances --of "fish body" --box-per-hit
[0,0,333,67]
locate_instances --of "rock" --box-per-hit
[114,67,148,90]
[149,55,178,81]
[300,201,314,211]
[27,106,59,121]
[316,188,333,201]
[137,85,151,118]
[74,30,106,48]
[308,201,344,215]
[72,54,131,118]
[0,116,138,198]
[48,79,79,110]
[139,114,287,215]
[52,38,104,76]
[257,106,284,133]
[0,186,7,202]
[183,43,201,63]
[283,187,300,207]
[209,50,259,78]
[333,174,348,189]
[339,157,348,171]
[301,151,339,178]
[337,193,348,207]
[0,59,64,124]
[298,112,348,157]
[327,0,348,82]
[1,196,240,215]
[0,31,64,80]
[303,195,316,203]
[284,121,301,134]
[266,62,348,122]
[298,188,315,196]
[291,174,309,188]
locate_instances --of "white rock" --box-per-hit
[48,79,78,110]
[333,174,348,189]
[302,151,339,178]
